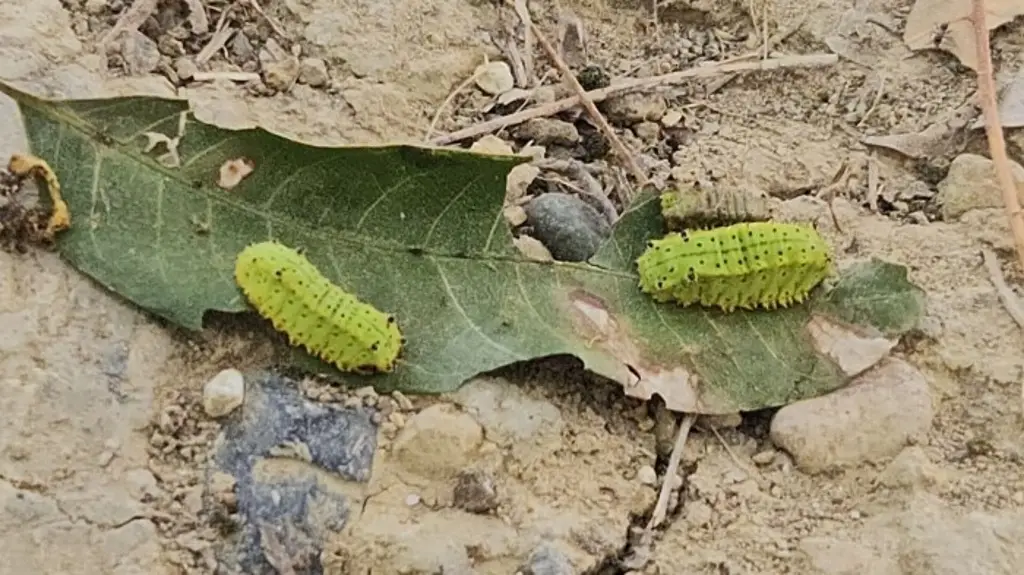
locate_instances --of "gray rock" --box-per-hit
[937,153,1024,219]
[174,57,198,82]
[298,57,329,87]
[878,446,948,490]
[391,403,483,480]
[203,368,245,418]
[524,192,611,262]
[211,373,378,574]
[770,359,934,473]
[514,118,580,146]
[452,469,499,514]
[602,93,667,124]
[121,30,161,75]
[518,544,576,575]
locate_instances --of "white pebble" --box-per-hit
[202,368,245,418]
[405,493,422,506]
[637,465,658,486]
[474,61,514,95]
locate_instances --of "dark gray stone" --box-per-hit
[518,544,576,575]
[524,192,611,262]
[210,373,378,575]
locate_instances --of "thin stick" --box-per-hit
[982,248,1024,328]
[100,0,159,46]
[512,0,536,87]
[647,413,696,530]
[972,0,1024,272]
[505,1,648,193]
[431,54,837,145]
[246,0,288,38]
[706,423,759,477]
[424,64,487,142]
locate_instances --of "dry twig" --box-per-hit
[972,0,1024,272]
[100,0,159,46]
[195,25,236,64]
[424,63,489,142]
[505,1,648,195]
[981,248,1024,329]
[647,413,696,530]
[432,53,837,145]
[245,0,288,39]
[190,71,261,83]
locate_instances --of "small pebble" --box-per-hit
[405,493,421,506]
[453,470,499,514]
[637,465,658,486]
[203,368,245,418]
[298,57,329,87]
[474,61,515,95]
[391,390,414,411]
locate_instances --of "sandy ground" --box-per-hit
[2,0,1024,574]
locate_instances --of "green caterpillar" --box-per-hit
[234,241,403,374]
[636,222,833,312]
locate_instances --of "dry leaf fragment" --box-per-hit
[8,153,70,236]
[903,0,1024,70]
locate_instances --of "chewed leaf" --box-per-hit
[4,81,926,409]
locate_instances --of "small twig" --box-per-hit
[245,0,288,39]
[972,0,1024,272]
[707,12,808,95]
[513,0,536,87]
[857,73,886,128]
[432,53,838,145]
[424,63,488,142]
[705,423,760,477]
[868,152,884,212]
[190,71,261,83]
[982,248,1024,329]
[647,413,696,531]
[195,25,235,65]
[505,1,648,194]
[100,0,159,46]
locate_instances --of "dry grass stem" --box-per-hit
[647,413,696,531]
[972,0,1024,272]
[432,53,837,145]
[981,248,1024,329]
[505,1,648,194]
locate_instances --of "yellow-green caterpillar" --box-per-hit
[234,241,403,374]
[636,222,833,312]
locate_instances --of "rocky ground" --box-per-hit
[2,0,1024,573]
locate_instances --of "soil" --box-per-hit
[2,0,1024,574]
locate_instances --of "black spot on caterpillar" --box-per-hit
[636,221,833,312]
[234,241,403,373]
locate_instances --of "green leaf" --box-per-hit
[3,83,926,412]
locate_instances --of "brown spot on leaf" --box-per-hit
[564,289,732,413]
[218,157,256,190]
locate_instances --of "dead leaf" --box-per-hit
[862,122,952,158]
[903,0,1024,70]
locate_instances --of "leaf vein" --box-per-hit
[431,256,520,361]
